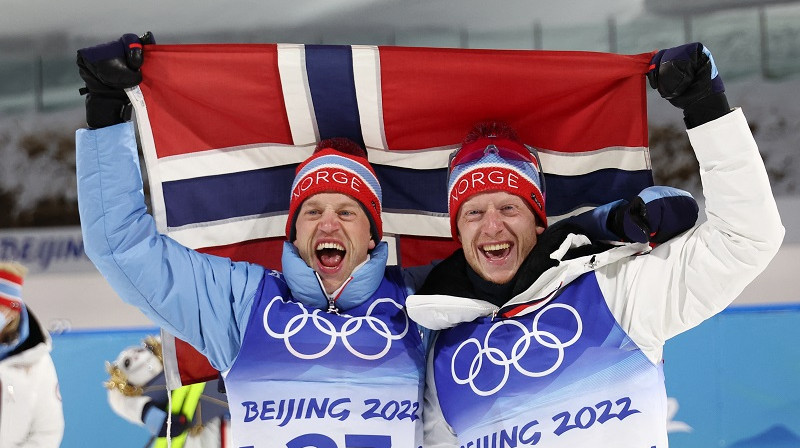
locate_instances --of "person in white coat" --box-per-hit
[406,43,785,448]
[0,262,64,448]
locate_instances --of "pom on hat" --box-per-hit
[316,137,367,159]
[0,262,26,311]
[447,122,546,239]
[286,139,382,243]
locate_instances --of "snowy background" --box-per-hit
[2,74,798,229]
[2,2,800,228]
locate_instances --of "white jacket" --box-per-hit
[406,108,785,447]
[0,312,64,448]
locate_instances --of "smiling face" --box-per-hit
[293,192,376,294]
[457,191,545,284]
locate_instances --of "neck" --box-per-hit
[282,241,388,312]
[466,266,515,307]
[319,255,370,296]
[417,224,577,302]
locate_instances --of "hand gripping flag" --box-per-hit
[128,43,654,388]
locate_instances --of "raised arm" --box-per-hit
[76,34,265,371]
[599,43,785,363]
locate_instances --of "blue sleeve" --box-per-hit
[560,200,625,242]
[76,123,265,371]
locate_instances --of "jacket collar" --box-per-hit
[406,232,650,330]
[281,241,389,311]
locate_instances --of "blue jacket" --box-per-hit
[76,122,420,373]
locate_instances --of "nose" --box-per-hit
[481,208,503,236]
[318,209,341,233]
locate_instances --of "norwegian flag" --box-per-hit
[128,43,654,388]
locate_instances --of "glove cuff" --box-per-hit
[683,92,731,129]
[85,92,132,129]
[606,200,629,242]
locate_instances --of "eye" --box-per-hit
[338,209,357,218]
[462,209,484,221]
[123,358,131,368]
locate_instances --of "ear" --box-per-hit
[536,225,545,235]
[369,238,376,250]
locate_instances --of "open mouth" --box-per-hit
[316,242,346,269]
[480,242,511,260]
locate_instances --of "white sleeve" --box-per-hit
[107,388,151,426]
[27,354,64,448]
[597,108,784,363]
[421,333,460,448]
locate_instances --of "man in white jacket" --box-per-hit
[0,262,64,448]
[406,43,785,447]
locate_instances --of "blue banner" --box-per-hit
[0,227,94,274]
[664,305,800,447]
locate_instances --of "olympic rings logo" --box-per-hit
[263,296,409,361]
[451,303,582,396]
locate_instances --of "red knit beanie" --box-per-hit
[0,262,25,312]
[286,139,382,242]
[447,122,546,239]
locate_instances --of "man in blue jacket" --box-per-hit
[76,34,428,448]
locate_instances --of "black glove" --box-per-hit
[608,186,699,244]
[647,42,731,128]
[77,32,155,129]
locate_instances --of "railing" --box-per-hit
[2,4,799,114]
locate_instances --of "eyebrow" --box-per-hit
[302,199,360,209]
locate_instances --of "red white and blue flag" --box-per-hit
[129,43,654,387]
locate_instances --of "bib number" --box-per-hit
[286,433,391,448]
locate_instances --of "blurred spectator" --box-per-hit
[0,261,64,448]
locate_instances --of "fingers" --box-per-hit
[648,42,724,112]
[140,31,156,45]
[622,197,651,244]
[647,49,664,90]
[636,187,699,244]
[656,59,695,99]
[120,33,144,70]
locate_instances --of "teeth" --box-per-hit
[316,242,345,251]
[482,243,510,252]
